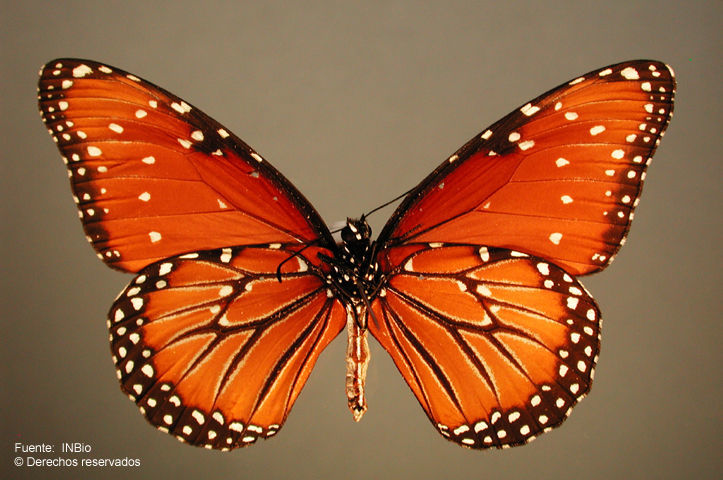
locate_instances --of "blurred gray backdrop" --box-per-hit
[2,1,720,479]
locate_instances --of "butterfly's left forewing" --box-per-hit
[111,245,345,449]
[38,59,332,272]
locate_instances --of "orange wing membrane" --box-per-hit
[371,244,600,448]
[379,60,675,276]
[110,246,345,449]
[38,59,331,272]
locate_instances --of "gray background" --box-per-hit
[2,1,720,479]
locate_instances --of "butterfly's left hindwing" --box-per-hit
[110,246,345,449]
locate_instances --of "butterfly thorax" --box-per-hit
[320,217,383,305]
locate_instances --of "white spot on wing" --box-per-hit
[589,125,606,136]
[229,422,244,432]
[171,102,192,114]
[620,67,640,80]
[192,410,205,424]
[72,64,93,78]
[520,103,540,116]
[518,140,535,151]
[131,297,143,310]
[476,284,492,297]
[87,146,102,157]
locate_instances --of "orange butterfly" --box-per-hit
[38,59,674,449]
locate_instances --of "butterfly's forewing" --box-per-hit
[110,245,345,449]
[378,60,675,276]
[370,244,600,448]
[38,59,332,272]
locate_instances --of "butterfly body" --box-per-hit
[317,217,380,420]
[38,58,674,450]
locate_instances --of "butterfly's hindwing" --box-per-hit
[109,245,345,449]
[370,244,600,448]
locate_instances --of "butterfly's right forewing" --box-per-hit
[378,60,675,276]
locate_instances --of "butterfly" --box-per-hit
[38,58,675,450]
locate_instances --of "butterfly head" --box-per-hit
[340,216,372,247]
